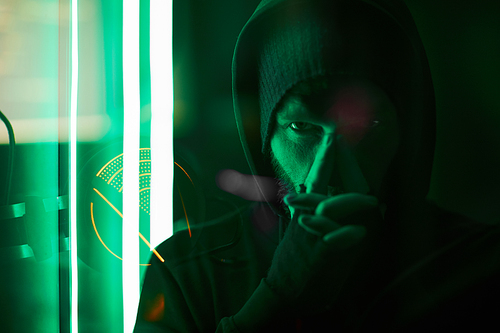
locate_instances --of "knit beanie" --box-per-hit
[258,5,333,154]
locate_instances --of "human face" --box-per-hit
[270,78,399,200]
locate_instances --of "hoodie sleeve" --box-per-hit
[216,278,289,333]
[135,263,285,333]
[133,257,199,332]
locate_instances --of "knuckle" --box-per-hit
[315,200,328,215]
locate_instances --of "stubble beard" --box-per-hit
[269,151,296,219]
[270,150,345,208]
[270,158,295,199]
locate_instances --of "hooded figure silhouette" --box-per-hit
[135,1,500,331]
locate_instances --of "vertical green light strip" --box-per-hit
[122,0,141,332]
[69,0,79,332]
[149,0,174,249]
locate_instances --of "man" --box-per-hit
[135,0,500,331]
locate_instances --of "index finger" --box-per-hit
[304,133,336,195]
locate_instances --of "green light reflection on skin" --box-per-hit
[270,77,400,203]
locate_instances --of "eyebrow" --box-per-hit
[275,97,321,123]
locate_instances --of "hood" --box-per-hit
[232,0,436,214]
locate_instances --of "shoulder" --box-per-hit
[152,202,280,269]
[397,202,500,329]
[154,205,246,267]
[141,203,280,328]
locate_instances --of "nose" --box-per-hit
[303,133,336,194]
[304,128,370,195]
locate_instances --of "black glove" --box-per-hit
[265,192,382,316]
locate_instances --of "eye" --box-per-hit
[289,122,316,132]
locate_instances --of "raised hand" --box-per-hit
[265,133,383,315]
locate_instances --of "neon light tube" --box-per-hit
[150,0,174,249]
[69,0,79,332]
[122,0,141,332]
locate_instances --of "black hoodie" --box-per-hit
[134,0,500,331]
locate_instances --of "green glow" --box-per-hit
[122,0,141,332]
[149,0,174,249]
[70,0,79,332]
